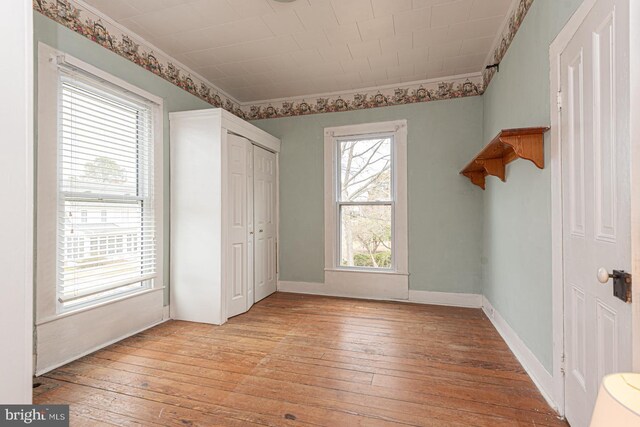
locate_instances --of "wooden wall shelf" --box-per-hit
[460,127,549,190]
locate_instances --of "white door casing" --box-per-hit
[560,0,632,425]
[254,145,277,302]
[226,134,250,318]
[0,0,33,403]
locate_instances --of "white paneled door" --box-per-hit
[560,0,631,425]
[227,137,277,317]
[253,145,277,302]
[226,134,251,318]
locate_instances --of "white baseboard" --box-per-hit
[278,281,482,308]
[35,290,164,375]
[277,280,405,301]
[277,280,323,294]
[482,296,557,411]
[35,316,168,376]
[408,290,482,308]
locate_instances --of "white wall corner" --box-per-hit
[407,290,483,308]
[0,0,34,404]
[481,295,558,412]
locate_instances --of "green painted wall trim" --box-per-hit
[34,12,211,304]
[254,98,485,293]
[481,0,585,372]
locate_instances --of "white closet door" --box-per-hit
[254,145,277,302]
[226,134,250,318]
[247,144,255,309]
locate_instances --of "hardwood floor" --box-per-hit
[34,292,567,426]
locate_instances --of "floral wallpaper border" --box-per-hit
[242,76,483,120]
[34,0,533,121]
[482,0,534,88]
[33,0,246,117]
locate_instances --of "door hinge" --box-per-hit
[560,353,566,376]
[557,91,562,111]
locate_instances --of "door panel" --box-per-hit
[254,232,265,293]
[226,135,250,318]
[567,49,586,238]
[561,0,631,425]
[254,146,277,302]
[231,244,243,298]
[594,12,617,243]
[247,144,255,309]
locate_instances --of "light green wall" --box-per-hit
[34,1,588,374]
[253,98,485,293]
[33,12,212,304]
[481,0,584,372]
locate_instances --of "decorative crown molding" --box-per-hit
[34,0,534,121]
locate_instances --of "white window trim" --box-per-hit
[324,120,408,299]
[35,43,165,374]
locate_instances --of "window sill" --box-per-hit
[324,268,409,276]
[36,286,165,326]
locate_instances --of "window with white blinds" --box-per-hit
[58,72,156,310]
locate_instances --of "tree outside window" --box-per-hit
[338,136,392,269]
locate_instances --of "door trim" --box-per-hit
[549,0,637,416]
[549,0,597,416]
[629,0,640,373]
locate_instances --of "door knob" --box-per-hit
[598,268,629,284]
[598,267,613,283]
[597,268,633,303]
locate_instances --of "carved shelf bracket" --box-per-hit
[476,158,505,181]
[499,134,545,169]
[460,127,549,190]
[462,171,486,190]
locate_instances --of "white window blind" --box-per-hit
[58,71,156,309]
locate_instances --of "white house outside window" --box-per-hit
[55,66,158,311]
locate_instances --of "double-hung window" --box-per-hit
[324,120,408,298]
[337,135,393,269]
[56,66,156,311]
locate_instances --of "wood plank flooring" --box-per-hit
[34,292,567,426]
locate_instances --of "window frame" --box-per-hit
[36,44,164,325]
[335,132,396,271]
[324,120,408,277]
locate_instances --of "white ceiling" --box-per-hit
[83,0,513,102]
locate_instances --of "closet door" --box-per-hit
[246,144,255,309]
[253,146,277,302]
[226,134,250,318]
